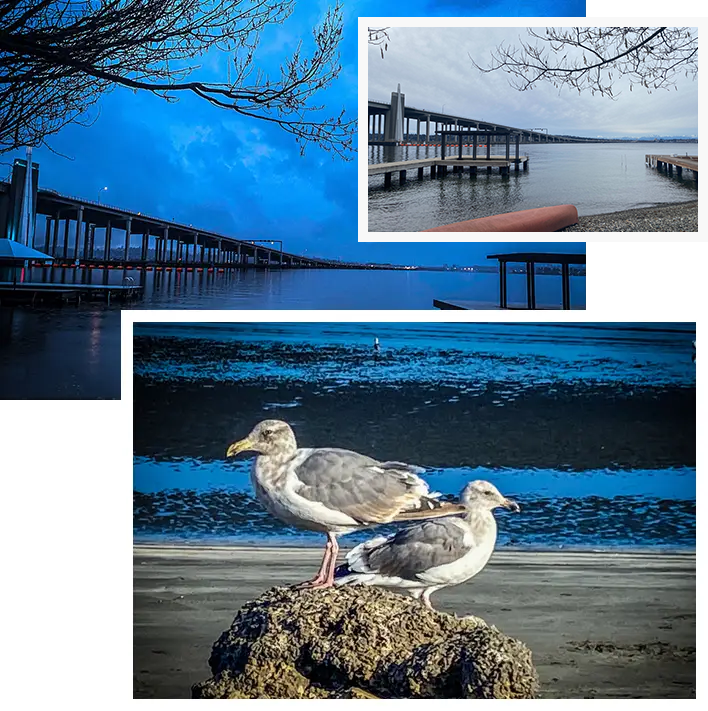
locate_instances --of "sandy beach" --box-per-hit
[133,545,695,699]
[560,200,698,232]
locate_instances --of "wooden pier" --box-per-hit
[0,281,143,305]
[646,155,698,182]
[369,156,529,187]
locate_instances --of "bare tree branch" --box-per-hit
[0,0,354,158]
[368,27,389,59]
[471,27,698,99]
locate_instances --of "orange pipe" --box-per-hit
[422,205,579,233]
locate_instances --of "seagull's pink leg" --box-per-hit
[295,533,338,589]
[294,533,335,588]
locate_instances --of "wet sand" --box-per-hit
[132,381,695,470]
[133,545,695,699]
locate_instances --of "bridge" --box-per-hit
[0,158,397,271]
[368,86,603,145]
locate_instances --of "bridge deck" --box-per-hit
[369,156,528,176]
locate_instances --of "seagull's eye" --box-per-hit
[262,429,273,438]
[484,490,495,497]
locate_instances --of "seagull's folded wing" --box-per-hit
[366,518,474,580]
[292,447,430,524]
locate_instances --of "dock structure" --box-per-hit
[434,252,586,310]
[0,281,142,305]
[370,129,529,187]
[646,155,698,183]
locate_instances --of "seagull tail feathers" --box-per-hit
[334,535,388,583]
[393,500,466,521]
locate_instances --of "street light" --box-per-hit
[97,186,108,203]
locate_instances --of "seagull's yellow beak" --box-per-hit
[226,437,255,458]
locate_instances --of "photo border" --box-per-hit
[120,309,708,711]
[357,17,707,244]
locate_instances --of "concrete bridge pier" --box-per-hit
[50,211,60,256]
[74,206,84,260]
[124,217,132,261]
[140,230,149,262]
[105,221,112,261]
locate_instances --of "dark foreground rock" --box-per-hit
[192,585,539,699]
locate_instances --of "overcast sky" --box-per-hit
[368,27,698,138]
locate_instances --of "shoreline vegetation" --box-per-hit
[133,545,696,699]
[560,200,698,232]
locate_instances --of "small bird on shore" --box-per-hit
[333,480,520,610]
[226,420,465,589]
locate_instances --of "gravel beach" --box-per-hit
[133,546,696,699]
[560,200,698,232]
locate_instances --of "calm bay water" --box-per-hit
[368,142,698,231]
[133,322,696,550]
[0,268,585,399]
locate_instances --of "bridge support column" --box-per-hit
[42,215,51,255]
[88,224,96,260]
[62,218,70,259]
[105,221,112,261]
[124,217,132,261]
[192,233,199,263]
[83,221,92,260]
[50,212,60,256]
[217,239,222,265]
[141,231,149,262]
[426,116,430,143]
[74,206,84,260]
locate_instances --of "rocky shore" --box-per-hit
[560,200,697,232]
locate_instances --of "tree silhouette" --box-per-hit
[0,1,353,157]
[471,27,697,98]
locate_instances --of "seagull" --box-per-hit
[333,480,520,610]
[226,419,465,588]
[374,337,381,354]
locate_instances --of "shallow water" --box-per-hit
[133,322,696,550]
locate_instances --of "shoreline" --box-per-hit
[133,536,696,558]
[560,200,697,232]
[134,545,695,699]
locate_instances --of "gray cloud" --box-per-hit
[368,27,698,137]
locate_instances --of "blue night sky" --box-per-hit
[2,1,585,264]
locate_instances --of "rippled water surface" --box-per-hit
[4,268,586,399]
[368,142,698,231]
[134,322,696,550]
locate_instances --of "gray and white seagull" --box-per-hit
[226,419,465,588]
[333,480,520,610]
